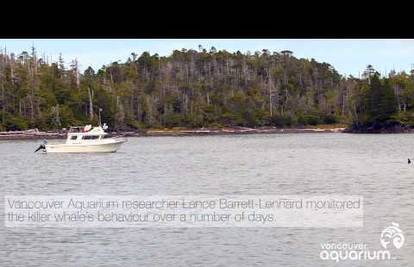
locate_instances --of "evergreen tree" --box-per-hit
[354,73,398,129]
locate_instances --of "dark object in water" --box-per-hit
[34,140,47,153]
[34,144,45,153]
[408,158,411,164]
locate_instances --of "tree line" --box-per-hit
[0,47,412,131]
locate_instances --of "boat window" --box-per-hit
[70,136,78,140]
[82,135,100,140]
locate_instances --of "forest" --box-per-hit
[0,46,413,132]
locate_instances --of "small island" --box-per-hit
[0,49,413,139]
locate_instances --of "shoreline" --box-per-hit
[3,125,414,140]
[141,126,346,137]
[0,126,347,140]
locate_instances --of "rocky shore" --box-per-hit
[0,126,347,140]
[140,126,346,137]
[0,129,66,140]
[343,124,414,133]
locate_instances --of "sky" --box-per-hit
[0,39,413,77]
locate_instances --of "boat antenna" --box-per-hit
[98,108,103,127]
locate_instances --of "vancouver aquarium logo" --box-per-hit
[380,222,405,249]
[320,222,405,262]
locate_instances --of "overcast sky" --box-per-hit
[0,39,413,77]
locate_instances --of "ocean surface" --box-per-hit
[0,133,413,266]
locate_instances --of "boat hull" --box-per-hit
[45,139,126,153]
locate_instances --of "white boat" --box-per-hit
[35,124,126,153]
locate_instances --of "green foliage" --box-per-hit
[125,118,145,130]
[269,114,294,127]
[0,51,413,132]
[163,113,183,128]
[2,113,29,130]
[352,72,399,129]
[322,114,339,124]
[367,76,397,123]
[392,112,414,127]
[298,114,321,126]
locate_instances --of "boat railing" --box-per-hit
[68,126,96,133]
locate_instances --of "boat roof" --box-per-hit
[68,125,107,135]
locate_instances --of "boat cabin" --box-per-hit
[66,124,109,144]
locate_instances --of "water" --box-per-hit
[0,133,413,266]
